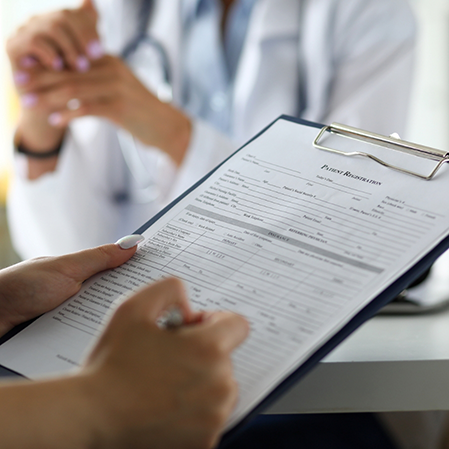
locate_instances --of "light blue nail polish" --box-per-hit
[87,40,104,60]
[21,93,38,108]
[53,57,64,71]
[14,71,30,86]
[116,235,145,249]
[48,112,63,127]
[76,55,90,72]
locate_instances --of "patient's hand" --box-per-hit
[0,242,138,336]
[82,278,249,449]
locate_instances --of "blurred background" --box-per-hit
[0,0,448,268]
[0,0,78,268]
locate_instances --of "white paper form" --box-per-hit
[2,119,449,429]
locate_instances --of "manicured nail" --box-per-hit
[66,98,81,111]
[76,55,90,72]
[86,40,104,60]
[116,234,145,249]
[20,56,37,68]
[48,112,63,127]
[13,71,30,86]
[21,93,38,108]
[52,57,64,71]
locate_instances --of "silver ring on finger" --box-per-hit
[67,98,81,111]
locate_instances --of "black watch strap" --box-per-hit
[16,141,62,159]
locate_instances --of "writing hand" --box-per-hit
[0,276,248,449]
[82,278,249,449]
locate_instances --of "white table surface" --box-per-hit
[267,308,449,414]
[267,252,449,415]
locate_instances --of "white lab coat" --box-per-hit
[8,0,417,259]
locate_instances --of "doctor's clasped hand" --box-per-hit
[7,0,192,178]
[7,0,101,165]
[17,55,191,166]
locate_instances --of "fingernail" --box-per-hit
[76,55,90,72]
[86,40,104,60]
[53,57,64,71]
[48,112,63,127]
[20,56,37,68]
[21,93,38,108]
[13,71,30,86]
[116,234,145,249]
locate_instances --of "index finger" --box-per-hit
[190,312,250,353]
[122,278,195,326]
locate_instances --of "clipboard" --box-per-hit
[136,116,449,447]
[217,117,449,447]
[1,116,449,449]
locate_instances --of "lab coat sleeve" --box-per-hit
[303,0,417,136]
[7,119,127,259]
[167,118,237,200]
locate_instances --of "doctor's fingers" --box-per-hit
[7,8,100,73]
[20,76,119,116]
[14,64,95,96]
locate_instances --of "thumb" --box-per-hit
[58,235,144,283]
[80,0,96,11]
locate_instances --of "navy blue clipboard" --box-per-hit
[1,116,449,447]
[133,115,449,447]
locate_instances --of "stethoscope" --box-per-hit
[116,0,172,204]
[114,0,307,204]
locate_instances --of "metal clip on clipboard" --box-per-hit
[314,123,449,180]
[314,123,449,314]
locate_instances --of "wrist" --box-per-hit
[16,113,65,154]
[167,108,192,166]
[14,126,64,180]
[16,140,62,159]
[47,376,99,449]
[137,100,192,166]
[0,376,99,449]
[153,104,192,166]
[74,371,122,449]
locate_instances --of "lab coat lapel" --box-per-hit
[233,0,302,144]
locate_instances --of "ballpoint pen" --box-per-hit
[160,308,184,330]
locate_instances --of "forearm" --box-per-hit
[0,376,98,449]
[15,111,65,180]
[147,103,192,167]
[120,91,192,167]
